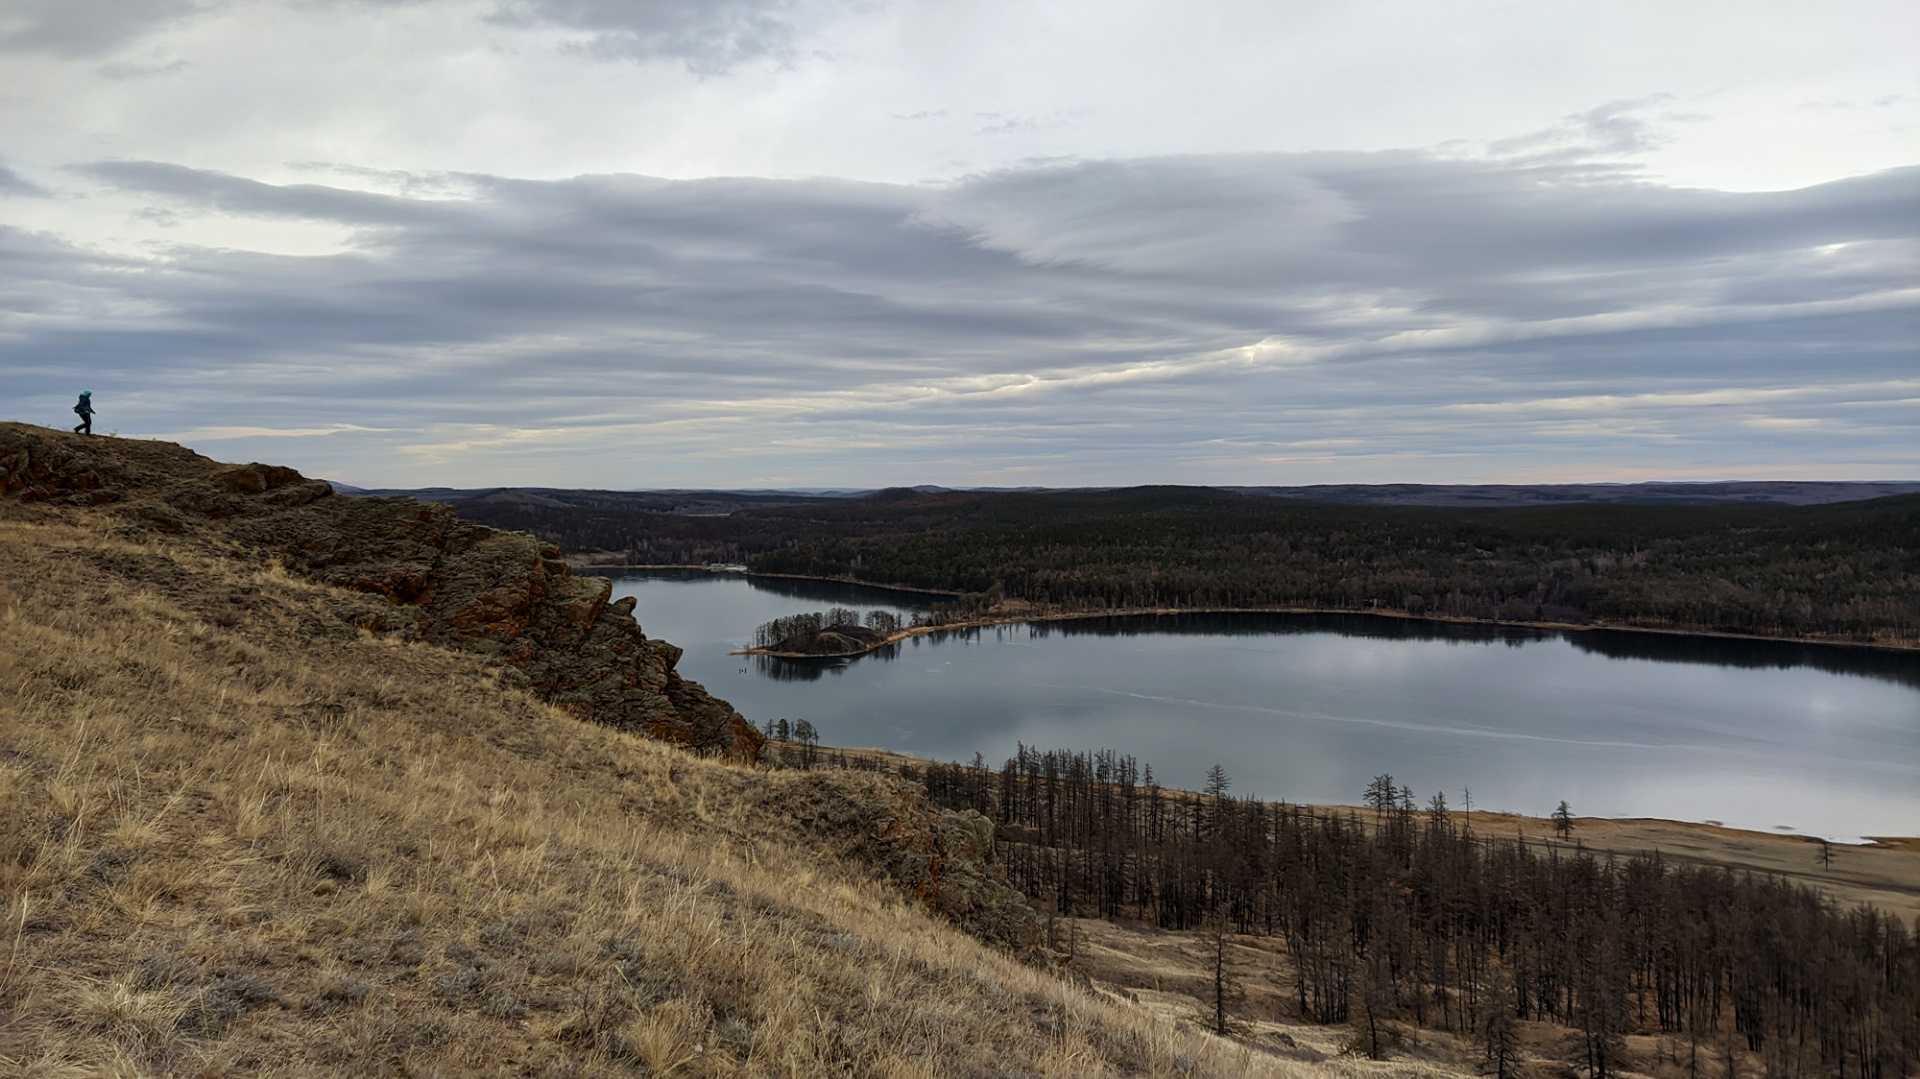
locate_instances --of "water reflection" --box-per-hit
[608,571,1920,840]
[754,648,901,681]
[725,575,942,610]
[814,611,1918,691]
[969,612,1548,647]
[1569,630,1920,691]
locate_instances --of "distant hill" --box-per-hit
[421,479,1919,648]
[1227,480,1920,507]
[346,479,1920,511]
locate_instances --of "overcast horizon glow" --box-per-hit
[2,0,1916,488]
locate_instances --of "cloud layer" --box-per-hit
[2,0,1916,486]
[6,149,1916,486]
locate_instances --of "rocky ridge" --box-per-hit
[0,423,760,757]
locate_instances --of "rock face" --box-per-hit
[0,424,763,759]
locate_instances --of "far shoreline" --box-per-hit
[575,562,1920,656]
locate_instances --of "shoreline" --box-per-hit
[578,562,1920,655]
[791,742,1920,919]
[813,743,1920,847]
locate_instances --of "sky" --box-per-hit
[1,0,1916,488]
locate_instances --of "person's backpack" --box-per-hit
[74,402,85,415]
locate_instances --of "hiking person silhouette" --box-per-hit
[72,390,94,435]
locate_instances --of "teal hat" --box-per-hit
[80,389,91,396]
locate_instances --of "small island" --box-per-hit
[737,600,1016,658]
[739,606,922,657]
[749,609,895,656]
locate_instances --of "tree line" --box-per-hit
[450,486,1920,646]
[900,746,1919,1077]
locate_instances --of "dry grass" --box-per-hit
[1060,916,1759,1079]
[0,506,1399,1076]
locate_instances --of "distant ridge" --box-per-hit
[1226,480,1920,507]
[340,479,1920,509]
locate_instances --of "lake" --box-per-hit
[604,570,1920,841]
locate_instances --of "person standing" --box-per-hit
[72,390,94,435]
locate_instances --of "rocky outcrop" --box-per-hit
[0,424,763,760]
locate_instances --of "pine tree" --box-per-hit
[1208,913,1243,1036]
[1364,773,1397,816]
[1356,936,1395,1060]
[1203,763,1231,799]
[1552,799,1575,840]
[793,719,817,768]
[1483,967,1519,1079]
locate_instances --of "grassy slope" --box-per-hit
[0,491,1455,1075]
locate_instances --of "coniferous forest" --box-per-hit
[441,486,1920,645]
[898,746,1920,1077]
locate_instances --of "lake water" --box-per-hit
[605,570,1920,841]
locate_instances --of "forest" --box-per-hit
[769,738,1920,1077]
[445,486,1920,645]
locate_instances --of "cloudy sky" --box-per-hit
[3,1,1916,487]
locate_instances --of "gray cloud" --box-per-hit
[486,0,808,73]
[97,56,192,79]
[0,164,50,197]
[17,150,1920,485]
[0,0,214,57]
[973,111,1082,137]
[75,160,443,225]
[1486,95,1687,165]
[3,0,820,73]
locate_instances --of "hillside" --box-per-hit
[0,425,1443,1076]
